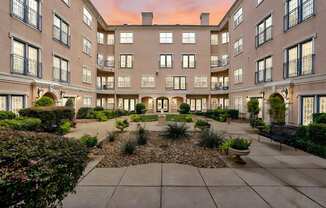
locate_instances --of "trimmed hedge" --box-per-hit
[0,117,41,131]
[135,103,146,114]
[0,130,88,207]
[77,107,95,119]
[34,96,55,107]
[0,111,16,120]
[19,106,75,132]
[313,113,326,124]
[179,103,190,114]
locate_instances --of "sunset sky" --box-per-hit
[90,0,235,25]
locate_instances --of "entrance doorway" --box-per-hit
[157,97,169,112]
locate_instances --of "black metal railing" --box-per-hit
[211,84,229,91]
[211,58,229,68]
[11,0,42,30]
[283,54,314,79]
[10,54,42,78]
[284,0,315,31]
[255,67,272,84]
[97,84,114,90]
[104,60,115,68]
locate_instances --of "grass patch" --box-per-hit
[130,114,159,122]
[166,114,193,123]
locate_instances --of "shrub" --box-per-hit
[269,96,286,125]
[94,111,108,122]
[136,126,148,145]
[247,98,260,128]
[163,122,190,140]
[0,133,88,208]
[80,135,98,148]
[65,98,75,108]
[57,120,72,135]
[0,117,41,131]
[19,106,75,132]
[106,132,117,142]
[227,109,239,119]
[220,139,233,154]
[250,117,265,128]
[34,96,55,107]
[0,111,16,120]
[204,108,229,123]
[199,129,224,148]
[166,114,193,123]
[230,138,252,150]
[179,103,190,114]
[307,123,326,145]
[103,110,118,119]
[76,107,95,119]
[135,103,146,114]
[121,140,136,155]
[94,106,104,111]
[116,119,129,132]
[313,113,326,124]
[130,114,141,122]
[195,119,211,130]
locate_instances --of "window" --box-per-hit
[53,56,69,82]
[211,76,229,90]
[182,33,196,44]
[257,0,264,5]
[221,55,229,66]
[118,98,136,111]
[107,34,115,45]
[83,7,92,26]
[97,32,104,44]
[166,76,186,90]
[234,96,243,113]
[234,38,243,55]
[194,77,208,88]
[211,34,219,45]
[97,76,114,90]
[160,54,172,68]
[187,98,207,112]
[302,96,314,125]
[284,39,314,78]
[120,33,133,44]
[118,76,131,88]
[256,56,272,83]
[97,97,115,110]
[284,0,315,31]
[105,56,114,68]
[62,0,70,6]
[221,32,229,44]
[0,95,25,113]
[83,96,92,107]
[233,8,243,27]
[319,96,326,113]
[83,38,92,55]
[120,54,133,68]
[256,15,272,47]
[82,66,92,83]
[234,68,243,83]
[211,56,219,67]
[11,39,41,77]
[97,54,104,66]
[160,32,173,43]
[141,76,155,88]
[53,15,70,46]
[11,0,41,29]
[182,55,196,69]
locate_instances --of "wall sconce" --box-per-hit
[60,91,65,99]
[246,96,250,102]
[260,91,265,99]
[37,88,44,98]
[281,88,289,99]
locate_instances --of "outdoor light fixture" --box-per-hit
[37,88,44,98]
[281,88,289,99]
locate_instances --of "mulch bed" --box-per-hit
[94,131,226,168]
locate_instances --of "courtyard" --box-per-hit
[63,118,326,208]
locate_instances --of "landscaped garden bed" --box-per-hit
[166,114,193,122]
[130,114,159,122]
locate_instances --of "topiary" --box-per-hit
[179,103,190,114]
[35,96,55,107]
[135,103,146,114]
[115,119,129,132]
[65,98,75,108]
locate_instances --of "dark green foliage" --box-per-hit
[307,123,326,145]
[166,114,193,122]
[80,135,98,148]
[0,111,16,120]
[249,117,265,128]
[116,119,129,132]
[65,98,75,108]
[202,108,229,122]
[269,96,286,125]
[179,103,190,114]
[0,132,88,208]
[0,117,41,131]
[227,109,239,119]
[57,120,72,135]
[76,107,95,119]
[121,140,136,155]
[199,129,224,148]
[163,122,190,140]
[230,138,251,150]
[94,106,104,111]
[19,106,75,132]
[135,103,146,114]
[94,111,108,122]
[106,132,117,142]
[34,96,55,107]
[136,126,148,145]
[313,113,326,124]
[195,119,211,130]
[247,98,260,117]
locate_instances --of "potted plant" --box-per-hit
[194,119,211,131]
[229,138,252,164]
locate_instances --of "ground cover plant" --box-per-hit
[130,114,159,122]
[116,119,129,132]
[80,134,98,148]
[166,114,192,122]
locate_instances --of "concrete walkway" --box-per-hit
[63,118,326,208]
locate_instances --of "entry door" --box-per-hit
[157,98,169,112]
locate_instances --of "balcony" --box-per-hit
[255,68,272,84]
[97,60,115,71]
[11,0,42,30]
[283,55,314,79]
[210,59,229,72]
[10,54,42,78]
[210,84,229,94]
[96,84,115,94]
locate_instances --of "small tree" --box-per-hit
[247,98,260,128]
[65,98,75,108]
[179,103,190,114]
[269,96,286,125]
[135,103,146,114]
[35,96,55,107]
[115,119,129,132]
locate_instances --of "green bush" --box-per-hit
[166,114,193,122]
[116,119,129,132]
[179,103,190,114]
[76,107,95,119]
[195,119,211,130]
[34,96,55,107]
[227,109,239,119]
[80,135,98,148]
[313,113,326,124]
[103,110,118,119]
[250,117,265,128]
[163,122,190,140]
[220,139,233,154]
[106,132,117,142]
[65,98,75,108]
[57,120,72,135]
[19,106,75,132]
[307,123,326,145]
[136,126,148,145]
[230,138,251,150]
[94,111,108,122]
[204,108,229,123]
[130,114,141,122]
[199,129,224,148]
[269,96,286,125]
[0,111,16,120]
[0,117,41,131]
[0,132,88,208]
[94,106,104,111]
[135,103,146,114]
[121,140,136,155]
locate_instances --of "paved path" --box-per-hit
[63,118,326,208]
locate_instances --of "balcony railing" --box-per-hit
[255,67,272,84]
[10,54,42,78]
[255,26,272,47]
[97,84,114,90]
[284,0,315,31]
[97,60,115,69]
[211,84,229,91]
[283,54,314,79]
[11,0,42,30]
[53,25,70,46]
[211,59,229,68]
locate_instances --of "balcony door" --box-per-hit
[157,97,169,113]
